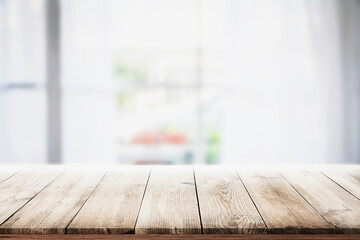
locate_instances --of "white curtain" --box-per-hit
[221,0,360,164]
[61,0,116,164]
[0,0,47,164]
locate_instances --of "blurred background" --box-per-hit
[0,0,360,165]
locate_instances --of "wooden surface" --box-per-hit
[0,165,24,183]
[135,166,201,234]
[280,168,360,234]
[194,166,266,234]
[319,166,360,200]
[0,165,359,237]
[0,167,106,234]
[67,166,150,234]
[0,234,359,240]
[0,166,64,226]
[237,167,333,234]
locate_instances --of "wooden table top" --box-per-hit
[0,165,359,239]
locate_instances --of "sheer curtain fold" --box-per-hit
[222,0,360,164]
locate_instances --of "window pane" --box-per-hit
[60,0,220,164]
[0,0,46,164]
[0,90,46,164]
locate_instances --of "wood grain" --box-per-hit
[0,166,64,226]
[194,166,266,234]
[67,166,150,234]
[280,168,360,234]
[237,167,334,234]
[0,165,359,236]
[1,234,360,240]
[0,165,24,183]
[135,166,201,234]
[319,165,360,200]
[0,167,107,234]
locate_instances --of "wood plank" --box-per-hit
[237,167,334,234]
[67,166,151,234]
[0,167,107,234]
[1,234,360,240]
[319,165,360,200]
[0,165,25,183]
[135,166,201,234]
[194,166,266,234]
[0,166,64,226]
[280,168,360,234]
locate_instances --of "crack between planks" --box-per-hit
[0,167,26,185]
[278,171,336,234]
[0,166,68,227]
[192,166,203,234]
[319,170,360,202]
[64,169,108,234]
[133,166,152,234]
[235,170,269,234]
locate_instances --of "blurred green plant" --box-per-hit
[116,92,129,108]
[114,59,147,84]
[205,128,220,164]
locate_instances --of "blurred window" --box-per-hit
[61,0,223,164]
[0,0,46,164]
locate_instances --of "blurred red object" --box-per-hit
[131,131,186,145]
